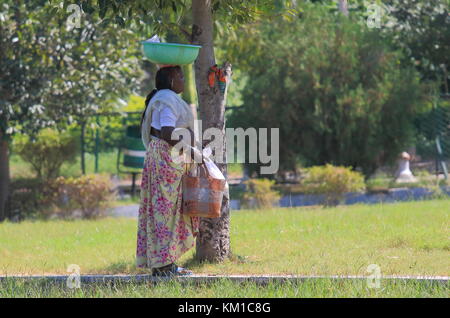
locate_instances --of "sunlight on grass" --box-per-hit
[10,151,120,179]
[0,200,449,277]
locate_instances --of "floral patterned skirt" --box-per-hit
[136,137,199,269]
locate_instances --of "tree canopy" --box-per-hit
[228,5,427,177]
[1,0,142,138]
[0,0,142,220]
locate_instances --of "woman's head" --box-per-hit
[155,65,184,94]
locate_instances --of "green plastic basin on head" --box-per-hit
[141,42,201,65]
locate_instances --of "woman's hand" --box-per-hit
[160,127,207,165]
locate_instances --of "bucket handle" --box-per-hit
[185,160,211,178]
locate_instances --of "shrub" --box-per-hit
[51,174,115,219]
[366,176,391,193]
[301,164,366,207]
[5,174,115,221]
[412,170,450,199]
[6,178,49,221]
[13,128,79,181]
[242,178,281,209]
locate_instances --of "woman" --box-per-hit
[136,65,200,276]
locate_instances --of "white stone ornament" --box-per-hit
[395,152,417,183]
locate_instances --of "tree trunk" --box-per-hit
[0,131,10,222]
[191,0,231,262]
[338,0,349,16]
[80,120,86,175]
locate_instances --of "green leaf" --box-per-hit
[115,15,125,27]
[81,1,95,14]
[99,0,108,19]
[213,1,220,12]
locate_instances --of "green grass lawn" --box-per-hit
[0,200,448,278]
[10,151,121,179]
[0,278,447,298]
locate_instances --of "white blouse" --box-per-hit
[141,89,195,150]
[150,104,177,129]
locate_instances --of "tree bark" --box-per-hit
[0,131,10,222]
[191,0,231,262]
[80,120,86,175]
[338,0,349,16]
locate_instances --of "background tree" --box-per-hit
[1,1,53,220]
[375,0,450,161]
[228,5,426,177]
[0,1,141,221]
[308,0,449,91]
[326,0,450,162]
[381,0,450,94]
[43,7,141,174]
[0,1,60,221]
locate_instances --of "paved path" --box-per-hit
[107,201,241,218]
[1,274,448,285]
[110,186,450,215]
[108,204,139,218]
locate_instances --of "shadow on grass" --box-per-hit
[101,261,150,275]
[99,251,252,275]
[181,251,252,270]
